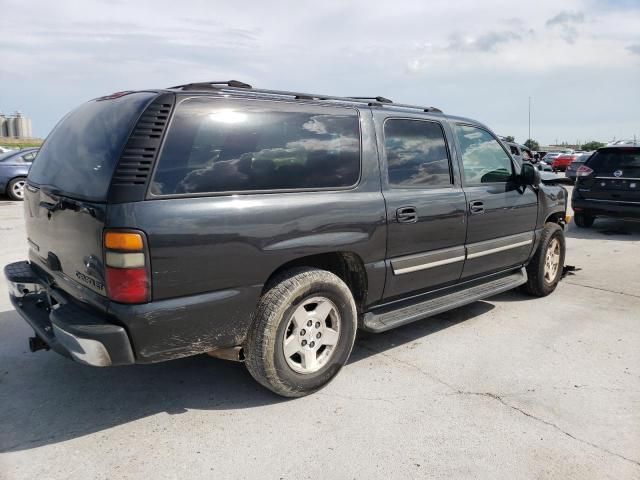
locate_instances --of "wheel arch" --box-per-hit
[545,211,566,229]
[263,251,368,312]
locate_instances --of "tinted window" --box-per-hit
[454,125,514,184]
[28,92,156,201]
[383,119,451,188]
[509,145,519,156]
[587,148,640,172]
[151,98,360,195]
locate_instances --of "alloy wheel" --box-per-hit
[282,296,341,374]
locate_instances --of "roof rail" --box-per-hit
[166,82,442,113]
[169,80,252,90]
[349,96,393,104]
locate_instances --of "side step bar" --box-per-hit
[362,268,527,333]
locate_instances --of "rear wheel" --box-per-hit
[245,268,357,397]
[7,177,26,201]
[574,212,595,228]
[523,223,566,297]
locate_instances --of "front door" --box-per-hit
[452,124,539,279]
[377,114,468,300]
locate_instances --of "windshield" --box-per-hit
[28,92,156,201]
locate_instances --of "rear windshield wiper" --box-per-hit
[39,198,96,217]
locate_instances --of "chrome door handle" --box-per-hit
[396,206,418,223]
[469,201,485,214]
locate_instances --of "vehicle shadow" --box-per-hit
[0,300,496,453]
[565,218,640,241]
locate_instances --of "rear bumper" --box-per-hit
[572,197,640,219]
[4,261,134,366]
[5,260,261,365]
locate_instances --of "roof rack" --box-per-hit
[349,96,393,104]
[167,80,442,113]
[169,80,252,90]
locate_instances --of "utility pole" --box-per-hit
[528,96,531,141]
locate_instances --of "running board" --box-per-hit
[362,268,527,333]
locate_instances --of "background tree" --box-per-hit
[504,135,515,142]
[581,141,606,151]
[524,139,540,151]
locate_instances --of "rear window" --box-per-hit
[587,148,640,172]
[28,92,156,201]
[150,98,361,195]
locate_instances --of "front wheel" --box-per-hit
[244,268,357,397]
[523,223,566,297]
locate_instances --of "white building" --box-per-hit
[0,111,33,138]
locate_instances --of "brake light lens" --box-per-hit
[576,165,594,177]
[105,268,149,304]
[104,230,150,304]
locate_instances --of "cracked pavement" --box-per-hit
[1,190,639,479]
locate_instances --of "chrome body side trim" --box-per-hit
[595,177,640,181]
[579,198,640,205]
[391,232,534,275]
[466,240,533,259]
[391,245,465,275]
[466,232,533,260]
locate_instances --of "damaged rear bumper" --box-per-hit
[4,261,135,366]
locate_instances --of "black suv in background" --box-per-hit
[572,145,640,227]
[5,81,568,397]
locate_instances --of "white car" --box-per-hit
[0,146,16,153]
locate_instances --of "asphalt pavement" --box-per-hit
[0,194,639,479]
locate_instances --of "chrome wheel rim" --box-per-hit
[12,180,25,200]
[282,296,341,374]
[544,238,561,283]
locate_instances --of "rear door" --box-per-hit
[374,112,467,300]
[578,148,640,203]
[452,123,538,280]
[24,91,159,303]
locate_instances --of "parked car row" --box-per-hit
[504,142,553,172]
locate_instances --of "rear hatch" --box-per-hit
[577,147,640,203]
[24,91,158,303]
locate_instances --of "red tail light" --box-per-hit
[104,230,150,304]
[576,165,594,177]
[106,267,149,303]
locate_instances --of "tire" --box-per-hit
[523,222,566,297]
[7,177,26,201]
[244,268,357,397]
[574,212,595,228]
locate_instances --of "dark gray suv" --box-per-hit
[4,81,568,397]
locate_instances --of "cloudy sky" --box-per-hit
[1,0,639,144]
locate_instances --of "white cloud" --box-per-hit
[0,0,639,144]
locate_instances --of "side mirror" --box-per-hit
[520,162,541,187]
